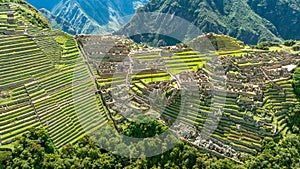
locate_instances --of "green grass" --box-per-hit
[0,30,108,149]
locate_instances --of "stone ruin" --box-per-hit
[79,34,300,160]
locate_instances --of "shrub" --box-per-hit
[293,45,300,51]
[253,42,269,50]
[293,68,300,97]
[283,40,296,46]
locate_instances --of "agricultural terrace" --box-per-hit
[1,1,300,162]
[78,34,300,161]
[0,1,107,149]
[0,1,49,35]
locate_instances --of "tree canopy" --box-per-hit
[1,124,300,169]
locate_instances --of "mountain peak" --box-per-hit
[26,0,148,34]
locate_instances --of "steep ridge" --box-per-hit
[51,0,104,34]
[248,0,300,40]
[118,0,299,45]
[39,8,76,35]
[24,0,60,11]
[26,0,148,34]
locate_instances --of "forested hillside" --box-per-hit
[1,127,300,168]
[118,0,300,45]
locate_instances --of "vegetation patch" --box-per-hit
[293,68,300,97]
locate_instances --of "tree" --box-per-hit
[5,124,300,169]
[246,134,300,169]
[287,105,300,133]
[293,45,300,51]
[293,68,300,97]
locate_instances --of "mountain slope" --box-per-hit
[248,0,300,40]
[0,0,108,149]
[118,0,299,45]
[39,8,76,34]
[24,0,60,11]
[26,0,148,34]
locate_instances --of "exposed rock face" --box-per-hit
[26,0,148,34]
[26,0,300,44]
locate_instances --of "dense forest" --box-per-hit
[1,120,300,169]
